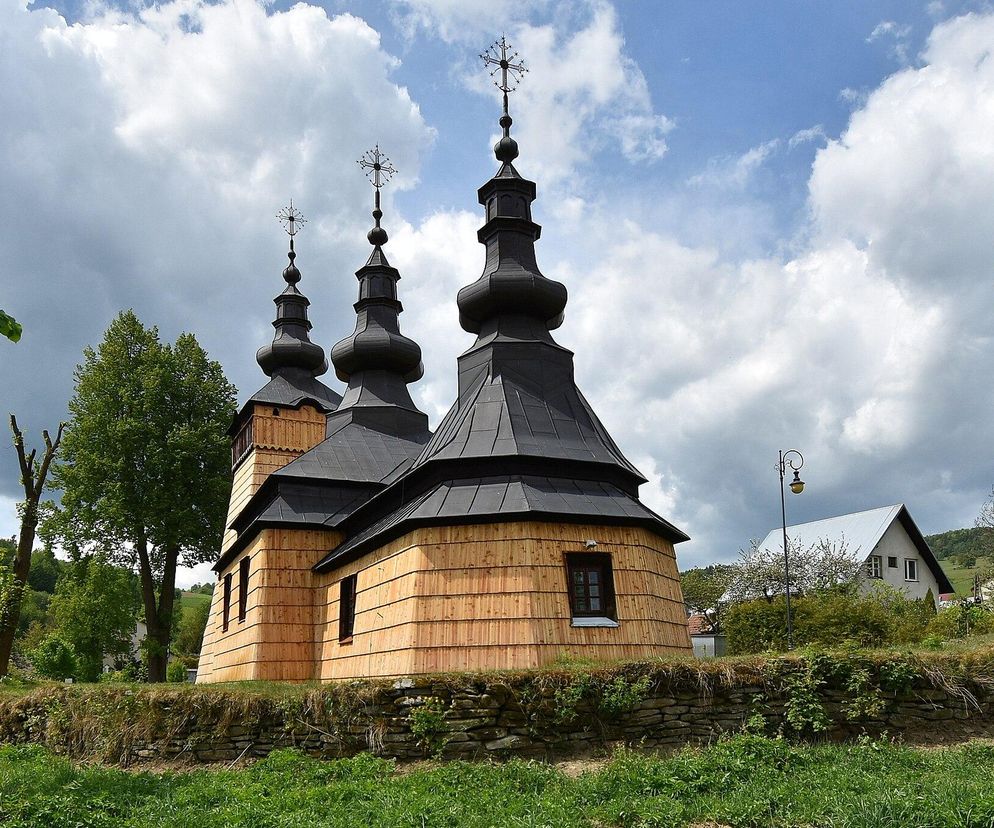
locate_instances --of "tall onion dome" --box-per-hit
[328,146,427,434]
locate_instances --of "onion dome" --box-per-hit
[457,38,567,335]
[331,146,423,385]
[256,202,328,379]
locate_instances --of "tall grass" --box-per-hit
[3,735,994,827]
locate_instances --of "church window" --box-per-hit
[238,557,250,622]
[222,573,232,632]
[339,574,358,642]
[565,553,617,622]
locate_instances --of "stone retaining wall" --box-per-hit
[1,656,992,765]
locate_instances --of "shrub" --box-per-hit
[29,634,78,680]
[927,603,994,639]
[408,696,449,756]
[166,659,187,683]
[726,589,935,655]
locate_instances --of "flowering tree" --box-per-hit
[729,537,862,602]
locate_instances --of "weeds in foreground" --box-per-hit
[3,736,994,827]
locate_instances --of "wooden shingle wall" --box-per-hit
[221,403,327,553]
[317,521,691,681]
[197,528,340,683]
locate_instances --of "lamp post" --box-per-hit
[778,449,805,650]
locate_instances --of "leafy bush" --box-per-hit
[408,696,449,756]
[166,660,187,683]
[726,589,936,654]
[29,634,78,680]
[927,603,994,639]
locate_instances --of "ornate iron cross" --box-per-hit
[358,145,397,191]
[276,200,306,237]
[481,35,527,94]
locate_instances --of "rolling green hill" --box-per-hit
[928,527,994,597]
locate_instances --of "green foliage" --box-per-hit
[679,564,735,631]
[172,597,210,664]
[926,526,992,561]
[726,588,937,654]
[29,634,78,680]
[46,311,236,679]
[5,736,994,827]
[48,312,236,567]
[0,309,22,342]
[165,660,187,683]
[597,673,653,719]
[0,564,26,635]
[49,556,141,682]
[927,602,994,640]
[407,696,449,756]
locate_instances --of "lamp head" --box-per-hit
[789,470,805,495]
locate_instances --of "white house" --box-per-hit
[755,504,953,605]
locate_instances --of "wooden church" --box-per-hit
[197,40,691,683]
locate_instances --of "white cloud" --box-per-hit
[688,139,780,190]
[867,20,913,64]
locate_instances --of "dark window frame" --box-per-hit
[238,556,250,623]
[564,552,617,620]
[339,574,358,643]
[887,556,898,568]
[222,573,232,632]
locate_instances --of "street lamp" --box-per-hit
[778,449,805,650]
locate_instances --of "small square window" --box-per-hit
[887,556,898,568]
[905,559,918,582]
[867,555,883,579]
[565,553,617,622]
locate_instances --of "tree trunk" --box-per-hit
[136,538,179,682]
[0,416,63,678]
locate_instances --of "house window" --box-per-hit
[339,574,357,642]
[888,556,898,568]
[867,555,883,579]
[565,553,617,623]
[238,557,250,622]
[231,419,253,469]
[222,573,232,632]
[905,559,918,582]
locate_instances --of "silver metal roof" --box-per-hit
[757,503,904,560]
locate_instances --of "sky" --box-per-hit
[1,0,993,588]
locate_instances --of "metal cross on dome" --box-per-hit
[276,200,306,237]
[358,145,397,190]
[480,35,527,94]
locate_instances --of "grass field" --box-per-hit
[938,555,994,598]
[179,589,211,613]
[3,735,994,827]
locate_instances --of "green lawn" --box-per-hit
[179,589,211,613]
[2,736,994,827]
[938,555,994,597]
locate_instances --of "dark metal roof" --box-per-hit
[275,418,430,486]
[314,474,688,571]
[246,372,341,411]
[408,352,646,487]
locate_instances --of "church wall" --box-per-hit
[198,528,340,685]
[221,404,328,553]
[318,520,691,681]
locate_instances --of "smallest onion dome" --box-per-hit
[256,201,328,378]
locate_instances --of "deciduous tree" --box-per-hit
[48,311,235,681]
[0,416,64,677]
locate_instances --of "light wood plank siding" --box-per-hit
[221,404,327,552]
[317,521,691,681]
[197,528,341,683]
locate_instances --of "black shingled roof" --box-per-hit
[314,474,688,571]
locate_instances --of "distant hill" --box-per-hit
[926,527,992,562]
[927,527,994,597]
